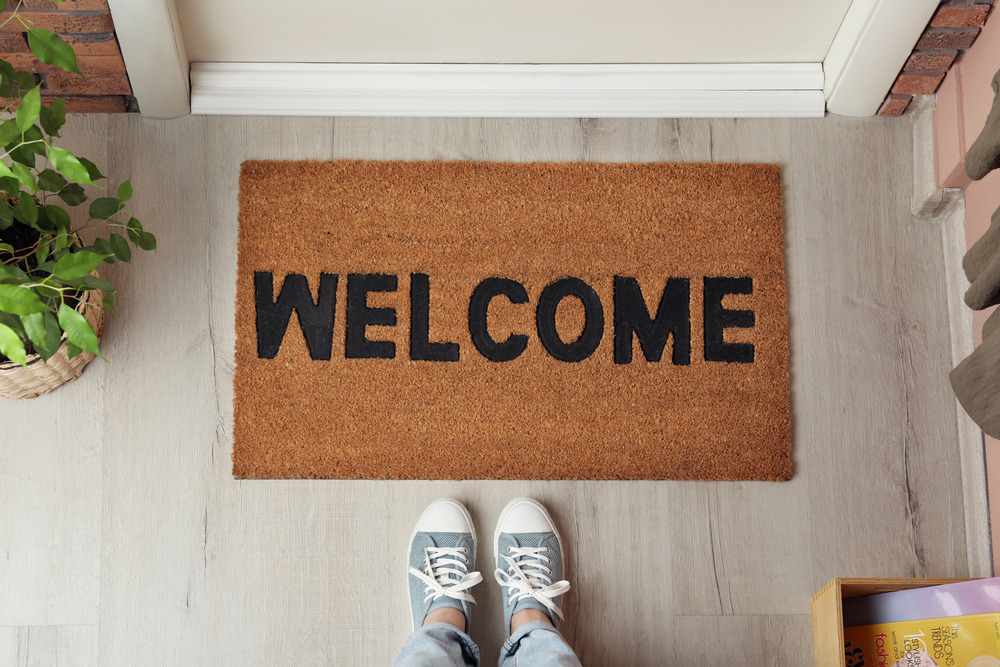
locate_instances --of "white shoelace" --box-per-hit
[409,546,483,605]
[494,545,571,621]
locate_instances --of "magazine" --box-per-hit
[843,612,1000,667]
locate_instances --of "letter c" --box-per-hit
[468,277,529,362]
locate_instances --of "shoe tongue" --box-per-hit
[499,532,559,625]
[508,532,546,545]
[426,531,465,549]
[424,532,474,619]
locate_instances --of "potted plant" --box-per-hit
[0,0,155,398]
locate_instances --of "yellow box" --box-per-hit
[812,578,970,666]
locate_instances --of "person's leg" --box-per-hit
[393,623,480,667]
[493,498,582,667]
[393,498,484,667]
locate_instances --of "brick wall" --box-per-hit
[879,0,996,116]
[0,0,133,113]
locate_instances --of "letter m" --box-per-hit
[614,276,691,365]
[254,271,338,360]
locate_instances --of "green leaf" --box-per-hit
[65,340,81,360]
[0,119,20,146]
[0,1,7,12]
[136,230,156,251]
[0,283,46,315]
[88,197,119,220]
[126,216,143,244]
[38,168,67,192]
[0,165,17,189]
[117,180,132,202]
[14,196,37,224]
[0,200,10,230]
[61,275,114,292]
[11,161,36,192]
[16,86,41,132]
[8,137,39,168]
[48,147,94,186]
[0,322,26,366]
[53,232,71,253]
[0,242,13,255]
[58,302,99,357]
[0,60,13,99]
[35,239,49,263]
[39,98,66,137]
[102,291,115,312]
[0,176,19,198]
[126,218,155,251]
[21,310,61,361]
[0,263,28,283]
[58,182,87,206]
[14,71,35,95]
[78,157,104,182]
[109,232,131,262]
[53,250,107,280]
[91,236,114,262]
[25,125,45,153]
[44,205,70,230]
[35,283,61,300]
[27,29,81,76]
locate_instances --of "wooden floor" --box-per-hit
[0,114,992,666]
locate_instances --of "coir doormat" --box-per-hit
[234,160,791,480]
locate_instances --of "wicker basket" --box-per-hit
[0,287,105,399]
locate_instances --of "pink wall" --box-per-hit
[934,9,1000,575]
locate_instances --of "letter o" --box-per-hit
[536,277,604,362]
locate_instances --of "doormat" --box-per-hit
[234,160,791,480]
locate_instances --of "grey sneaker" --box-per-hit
[406,498,483,632]
[493,498,571,638]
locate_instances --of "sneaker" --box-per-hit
[493,497,571,638]
[406,498,483,632]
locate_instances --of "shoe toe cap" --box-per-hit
[415,498,474,534]
[498,498,555,534]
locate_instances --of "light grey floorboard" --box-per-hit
[673,614,812,666]
[0,116,108,628]
[787,118,972,586]
[0,626,99,667]
[0,114,989,666]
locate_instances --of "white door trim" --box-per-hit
[189,62,826,118]
[823,0,940,116]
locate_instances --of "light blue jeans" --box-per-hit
[393,620,582,667]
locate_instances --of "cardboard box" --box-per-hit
[812,578,970,666]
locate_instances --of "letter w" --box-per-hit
[254,271,339,360]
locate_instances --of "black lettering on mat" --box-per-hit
[536,277,604,363]
[613,276,691,365]
[468,277,530,362]
[254,271,338,360]
[345,273,398,359]
[410,273,460,362]
[703,277,755,363]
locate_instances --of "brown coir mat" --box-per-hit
[234,160,791,480]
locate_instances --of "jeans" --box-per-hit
[393,620,582,667]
